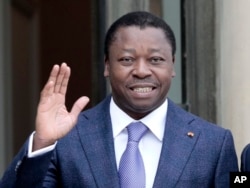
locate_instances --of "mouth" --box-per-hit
[128,82,157,94]
[132,87,154,93]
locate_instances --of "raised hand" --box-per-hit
[33,63,89,151]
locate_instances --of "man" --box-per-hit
[0,11,238,188]
[241,143,250,171]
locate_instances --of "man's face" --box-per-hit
[104,26,176,119]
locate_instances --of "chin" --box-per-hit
[130,103,156,113]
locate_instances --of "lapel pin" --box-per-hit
[187,131,194,138]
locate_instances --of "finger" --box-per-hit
[54,63,68,93]
[70,96,90,122]
[59,66,70,95]
[47,64,60,86]
[39,64,59,104]
[39,80,54,105]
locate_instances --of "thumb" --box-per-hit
[70,96,90,121]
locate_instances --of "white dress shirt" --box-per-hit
[110,98,168,188]
[28,97,168,188]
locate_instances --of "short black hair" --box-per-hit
[104,11,176,59]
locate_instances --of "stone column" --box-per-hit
[105,0,150,27]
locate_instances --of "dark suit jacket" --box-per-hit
[0,96,238,188]
[241,144,250,171]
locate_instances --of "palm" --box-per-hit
[37,92,73,140]
[34,63,89,150]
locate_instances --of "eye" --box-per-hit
[118,57,134,65]
[149,57,165,64]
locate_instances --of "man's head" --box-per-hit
[104,11,176,60]
[104,11,176,119]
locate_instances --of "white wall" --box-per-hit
[216,0,250,162]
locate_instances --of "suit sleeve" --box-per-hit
[0,138,54,188]
[214,130,239,187]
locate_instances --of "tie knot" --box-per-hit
[127,122,148,142]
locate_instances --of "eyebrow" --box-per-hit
[122,48,161,53]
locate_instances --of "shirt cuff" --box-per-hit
[27,132,57,158]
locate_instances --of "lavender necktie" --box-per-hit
[119,121,148,188]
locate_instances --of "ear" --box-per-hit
[171,55,176,78]
[104,56,110,77]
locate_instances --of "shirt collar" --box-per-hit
[110,97,168,141]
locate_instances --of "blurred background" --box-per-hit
[1,0,250,175]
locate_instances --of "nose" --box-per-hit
[132,59,151,78]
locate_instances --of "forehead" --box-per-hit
[110,26,171,50]
[114,26,167,40]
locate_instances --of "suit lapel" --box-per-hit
[153,100,201,188]
[75,97,201,187]
[76,97,120,188]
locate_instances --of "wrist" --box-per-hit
[33,133,56,151]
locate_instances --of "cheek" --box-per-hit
[165,64,175,78]
[108,64,130,80]
[157,69,174,86]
